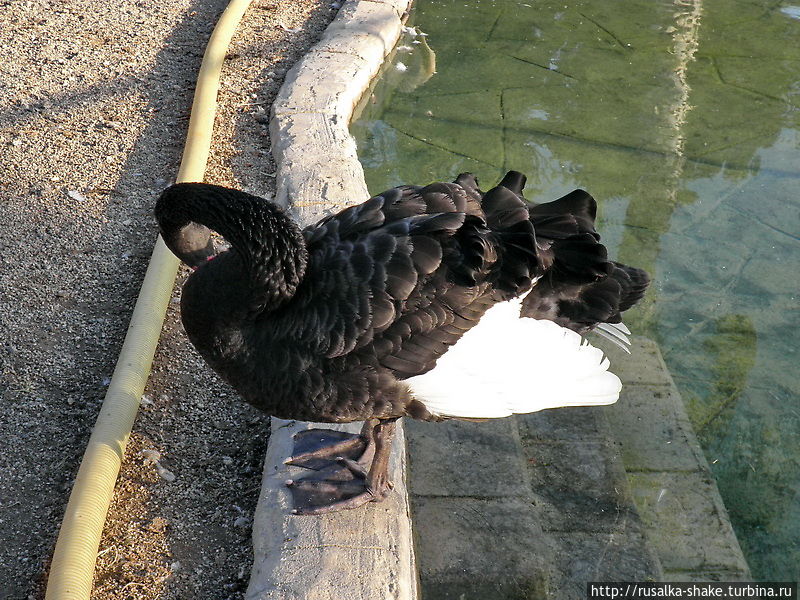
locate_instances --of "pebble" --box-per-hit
[233,516,249,528]
[278,22,302,33]
[141,449,162,464]
[156,464,176,483]
[66,190,86,202]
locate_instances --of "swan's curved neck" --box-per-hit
[155,183,308,313]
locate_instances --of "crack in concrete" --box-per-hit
[697,52,800,62]
[508,54,577,80]
[578,12,633,51]
[708,56,786,104]
[727,205,800,242]
[475,111,800,179]
[691,130,773,159]
[499,89,508,171]
[484,9,504,43]
[389,123,502,168]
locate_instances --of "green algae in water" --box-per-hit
[687,314,757,445]
[352,0,800,581]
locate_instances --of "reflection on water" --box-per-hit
[666,0,702,160]
[351,0,800,580]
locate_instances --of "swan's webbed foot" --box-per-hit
[285,428,369,470]
[286,460,392,515]
[286,419,397,515]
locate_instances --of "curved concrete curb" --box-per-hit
[246,1,417,599]
[270,0,411,221]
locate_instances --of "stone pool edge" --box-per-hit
[245,1,417,599]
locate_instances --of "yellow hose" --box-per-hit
[45,1,254,597]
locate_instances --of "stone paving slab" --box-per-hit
[411,495,552,600]
[383,90,505,167]
[409,458,661,600]
[523,438,641,534]
[406,419,529,497]
[606,384,704,472]
[551,529,662,597]
[667,570,753,583]
[518,406,610,443]
[406,405,662,599]
[601,337,675,386]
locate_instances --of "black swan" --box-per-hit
[155,171,649,514]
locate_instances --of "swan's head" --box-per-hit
[155,184,217,269]
[155,182,309,313]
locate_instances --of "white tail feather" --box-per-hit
[406,296,622,419]
[611,321,631,335]
[597,322,631,347]
[593,324,632,354]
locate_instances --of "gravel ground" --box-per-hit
[0,1,338,598]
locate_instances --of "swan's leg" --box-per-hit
[287,418,397,515]
[285,419,375,470]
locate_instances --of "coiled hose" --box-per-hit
[45,1,254,597]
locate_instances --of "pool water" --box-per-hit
[351,0,800,581]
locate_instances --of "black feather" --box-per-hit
[154,171,649,425]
